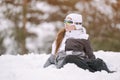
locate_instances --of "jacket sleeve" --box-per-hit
[51,41,56,55]
[83,39,96,59]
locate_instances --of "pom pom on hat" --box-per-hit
[65,13,82,23]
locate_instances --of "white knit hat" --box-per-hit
[65,13,82,23]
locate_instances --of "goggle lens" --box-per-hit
[64,20,73,24]
[64,20,82,25]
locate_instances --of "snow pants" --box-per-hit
[44,53,114,73]
[63,55,114,73]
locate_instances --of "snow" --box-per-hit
[92,0,113,16]
[36,1,59,13]
[0,51,120,80]
[0,19,14,32]
[76,0,116,19]
[26,22,56,52]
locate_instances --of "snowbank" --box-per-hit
[0,51,120,80]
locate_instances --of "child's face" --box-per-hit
[64,17,76,32]
[64,22,75,32]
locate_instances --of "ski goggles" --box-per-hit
[64,20,82,25]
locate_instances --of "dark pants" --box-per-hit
[63,55,114,73]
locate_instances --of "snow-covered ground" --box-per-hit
[0,50,120,80]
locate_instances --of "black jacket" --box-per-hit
[65,38,95,59]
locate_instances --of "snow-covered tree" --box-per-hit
[0,0,120,55]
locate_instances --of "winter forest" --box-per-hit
[0,0,120,55]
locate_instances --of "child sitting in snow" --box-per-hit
[44,13,114,73]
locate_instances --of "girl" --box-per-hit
[44,13,114,73]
